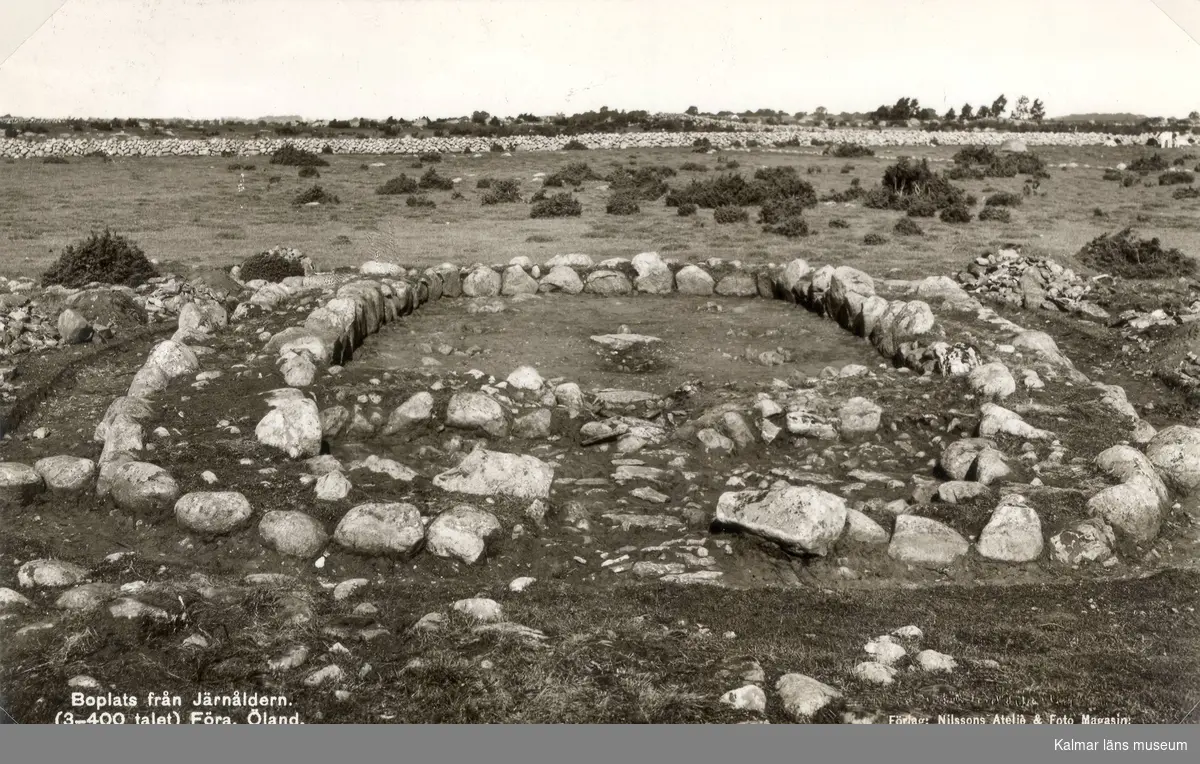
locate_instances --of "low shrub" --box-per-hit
[239,248,306,283]
[376,175,418,195]
[270,144,327,167]
[677,202,698,217]
[985,191,1023,207]
[939,204,972,223]
[530,192,582,218]
[829,218,850,229]
[417,152,442,163]
[562,139,589,151]
[42,156,69,165]
[321,144,334,155]
[863,233,888,245]
[476,177,495,189]
[543,161,600,188]
[419,168,454,191]
[827,142,874,158]
[1128,153,1170,173]
[665,166,816,209]
[1173,187,1200,200]
[605,165,675,200]
[1093,207,1107,217]
[763,216,810,238]
[298,166,320,178]
[605,191,640,215]
[406,194,436,208]
[490,142,505,153]
[758,197,811,225]
[1122,174,1139,188]
[841,164,854,174]
[894,217,924,236]
[526,234,556,243]
[41,229,157,288]
[822,180,866,203]
[679,161,708,172]
[1077,227,1195,279]
[481,178,522,204]
[1102,168,1126,181]
[85,150,110,160]
[978,206,1012,223]
[951,145,1047,177]
[451,191,465,200]
[713,206,749,224]
[1159,170,1195,186]
[904,197,939,217]
[293,185,339,205]
[866,157,970,212]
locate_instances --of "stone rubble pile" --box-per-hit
[956,249,1108,320]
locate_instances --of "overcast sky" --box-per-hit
[2,0,1199,120]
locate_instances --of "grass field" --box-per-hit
[3,144,1198,281]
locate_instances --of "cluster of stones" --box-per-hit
[956,248,1108,320]
[0,128,1173,160]
[717,624,985,722]
[0,273,234,357]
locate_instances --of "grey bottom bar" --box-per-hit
[0,725,1196,764]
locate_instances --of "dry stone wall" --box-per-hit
[0,128,1184,160]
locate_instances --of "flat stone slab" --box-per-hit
[589,334,662,351]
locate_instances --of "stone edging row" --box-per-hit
[3,251,1195,571]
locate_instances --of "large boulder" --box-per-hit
[631,252,674,294]
[255,388,323,459]
[94,396,154,442]
[584,270,632,296]
[500,265,539,296]
[108,461,180,514]
[445,392,508,436]
[539,265,584,295]
[976,495,1043,562]
[825,266,875,327]
[333,502,425,556]
[1145,425,1200,496]
[66,288,147,328]
[127,340,200,398]
[174,492,252,534]
[259,510,329,558]
[715,271,758,297]
[714,484,847,556]
[462,267,502,297]
[57,309,93,344]
[888,515,969,567]
[939,438,996,480]
[775,674,842,721]
[776,258,813,299]
[33,456,95,494]
[382,391,435,436]
[426,505,502,564]
[674,265,715,296]
[433,447,554,500]
[978,403,1054,440]
[0,462,45,505]
[1050,519,1116,565]
[837,397,882,436]
[967,363,1016,400]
